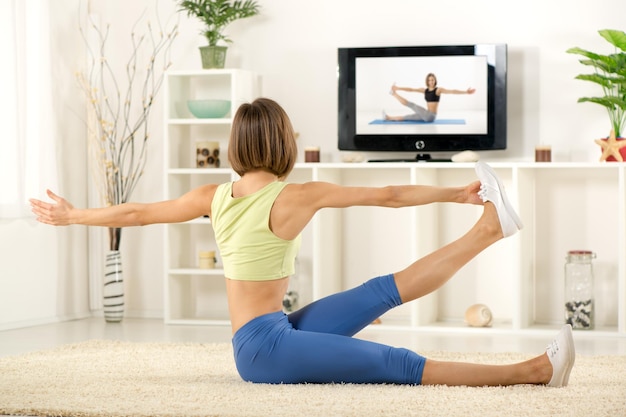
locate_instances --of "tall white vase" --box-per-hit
[103,250,124,322]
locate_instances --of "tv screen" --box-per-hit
[338,44,507,160]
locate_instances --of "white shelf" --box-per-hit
[167,69,245,76]
[183,218,211,225]
[163,69,259,324]
[291,162,626,336]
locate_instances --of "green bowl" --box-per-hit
[187,99,231,118]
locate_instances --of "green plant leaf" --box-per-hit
[578,96,624,109]
[568,29,626,137]
[566,47,604,61]
[600,29,626,52]
[178,0,260,46]
[575,73,613,89]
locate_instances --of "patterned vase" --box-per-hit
[103,250,124,322]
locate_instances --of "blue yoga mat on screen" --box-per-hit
[369,119,466,125]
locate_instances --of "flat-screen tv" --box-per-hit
[338,44,507,161]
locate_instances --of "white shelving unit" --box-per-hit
[163,69,259,325]
[163,76,626,336]
[285,162,626,337]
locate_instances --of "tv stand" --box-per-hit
[368,153,452,163]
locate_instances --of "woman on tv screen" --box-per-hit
[384,73,476,122]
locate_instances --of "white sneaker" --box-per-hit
[474,161,523,237]
[546,324,576,387]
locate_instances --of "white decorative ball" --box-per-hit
[464,304,493,327]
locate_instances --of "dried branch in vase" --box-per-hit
[76,9,178,250]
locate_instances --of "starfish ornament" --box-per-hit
[595,130,626,162]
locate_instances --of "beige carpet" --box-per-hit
[0,340,624,417]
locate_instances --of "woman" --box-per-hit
[30,97,574,387]
[384,73,475,122]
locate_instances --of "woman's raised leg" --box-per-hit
[394,161,522,303]
[393,201,502,303]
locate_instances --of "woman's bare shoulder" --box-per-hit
[287,181,337,193]
[285,181,385,209]
[282,181,338,205]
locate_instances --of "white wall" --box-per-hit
[105,0,626,319]
[3,0,625,327]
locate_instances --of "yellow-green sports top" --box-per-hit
[211,181,302,281]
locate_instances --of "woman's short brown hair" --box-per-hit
[425,73,438,87]
[228,98,297,178]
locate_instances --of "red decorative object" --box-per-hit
[595,130,626,162]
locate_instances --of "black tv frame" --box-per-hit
[338,44,507,159]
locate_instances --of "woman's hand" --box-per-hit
[463,181,484,205]
[29,189,75,226]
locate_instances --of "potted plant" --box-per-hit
[567,29,626,161]
[178,0,260,69]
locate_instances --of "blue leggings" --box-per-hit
[231,274,426,384]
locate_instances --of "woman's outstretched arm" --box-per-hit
[29,185,218,227]
[438,87,476,95]
[304,181,483,210]
[393,85,425,93]
[270,181,484,242]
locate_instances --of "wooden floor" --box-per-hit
[1,317,625,358]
